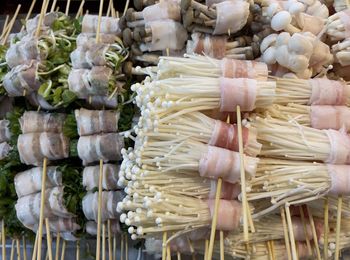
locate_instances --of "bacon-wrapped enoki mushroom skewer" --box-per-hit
[137,110,261,156]
[186,33,259,60]
[274,77,350,105]
[326,9,350,41]
[131,135,259,183]
[124,1,181,28]
[247,158,350,217]
[251,116,350,164]
[0,119,11,160]
[147,54,269,80]
[263,104,350,131]
[83,164,121,191]
[82,15,121,35]
[133,76,275,113]
[181,0,250,35]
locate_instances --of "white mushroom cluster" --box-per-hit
[332,38,350,66]
[264,0,328,35]
[261,31,333,78]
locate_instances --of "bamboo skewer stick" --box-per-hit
[220,231,224,260]
[2,4,21,45]
[335,196,343,260]
[299,207,312,255]
[37,157,48,260]
[162,232,167,260]
[204,240,209,260]
[2,220,5,260]
[102,224,106,260]
[123,0,130,16]
[16,239,20,260]
[10,239,15,260]
[54,233,60,260]
[65,0,71,15]
[125,234,129,260]
[113,235,116,260]
[108,220,112,260]
[76,0,85,19]
[22,0,36,31]
[285,205,298,260]
[1,15,9,40]
[35,0,47,38]
[45,218,53,260]
[23,236,27,260]
[76,241,80,260]
[166,244,171,260]
[96,160,104,260]
[306,206,321,260]
[60,240,66,260]
[267,241,273,260]
[31,232,38,260]
[324,198,329,260]
[280,208,292,260]
[121,235,124,260]
[177,251,181,260]
[270,240,276,260]
[50,0,57,12]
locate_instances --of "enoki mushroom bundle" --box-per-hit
[247,158,350,217]
[263,104,350,131]
[252,116,350,164]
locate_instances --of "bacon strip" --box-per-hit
[207,199,242,231]
[328,164,350,195]
[325,129,350,164]
[220,58,268,79]
[308,79,347,105]
[83,164,120,191]
[310,106,350,131]
[19,111,66,134]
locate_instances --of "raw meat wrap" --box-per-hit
[208,180,241,200]
[76,33,117,46]
[27,92,56,110]
[28,218,80,233]
[328,165,350,195]
[19,111,66,134]
[14,166,62,198]
[82,15,121,35]
[0,120,11,143]
[26,12,59,34]
[3,61,41,96]
[48,187,74,218]
[17,132,69,166]
[68,66,113,98]
[87,95,118,109]
[75,108,120,136]
[213,0,249,35]
[338,9,350,38]
[86,220,120,235]
[142,1,181,22]
[199,145,259,183]
[83,164,120,190]
[220,58,268,79]
[308,78,347,105]
[82,191,124,222]
[208,120,261,156]
[207,200,242,230]
[0,142,11,160]
[187,33,227,59]
[219,77,258,112]
[5,37,41,68]
[70,43,109,69]
[310,106,350,131]
[77,133,124,165]
[325,129,350,164]
[140,20,187,52]
[15,190,53,227]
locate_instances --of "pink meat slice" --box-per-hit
[308,78,347,105]
[310,105,350,131]
[220,58,268,79]
[189,33,227,59]
[19,111,66,134]
[327,164,350,195]
[325,129,350,164]
[207,199,242,231]
[142,0,181,22]
[208,180,241,199]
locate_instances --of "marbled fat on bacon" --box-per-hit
[82,15,121,35]
[325,129,350,164]
[48,187,74,218]
[220,58,268,79]
[208,180,241,199]
[0,142,11,160]
[83,164,120,191]
[308,78,347,105]
[328,165,350,195]
[207,199,242,231]
[310,106,350,131]
[0,120,11,143]
[188,33,227,59]
[19,111,66,134]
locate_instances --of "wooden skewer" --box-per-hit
[31,232,38,260]
[270,240,276,260]
[123,0,130,16]
[65,0,71,15]
[21,0,36,31]
[2,4,21,44]
[306,206,321,260]
[23,236,27,260]
[323,198,329,260]
[120,234,124,260]
[125,235,128,260]
[204,240,209,260]
[177,251,181,260]
[280,207,292,260]
[236,106,249,243]
[60,240,66,260]
[107,220,112,260]
[285,205,298,260]
[335,196,343,260]
[45,218,53,260]
[54,233,60,260]
[166,243,171,260]
[35,0,47,38]
[76,241,80,260]
[2,220,5,260]
[75,0,85,19]
[267,241,273,260]
[102,224,106,260]
[16,239,20,260]
[10,239,15,260]
[96,160,104,260]
[112,235,116,260]
[220,230,224,260]
[162,232,167,260]
[1,15,10,40]
[50,0,57,12]
[37,157,48,260]
[299,207,312,255]
[96,0,105,44]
